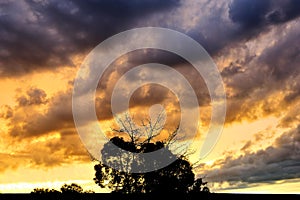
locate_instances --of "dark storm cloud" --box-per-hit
[187,0,300,56]
[221,63,243,77]
[8,89,74,138]
[0,133,89,171]
[259,29,300,82]
[229,0,300,39]
[174,0,300,59]
[17,87,48,106]
[229,0,270,28]
[0,0,180,76]
[92,48,210,121]
[184,1,232,56]
[1,87,91,168]
[124,49,188,68]
[28,131,90,167]
[7,86,113,138]
[1,0,300,127]
[205,125,300,184]
[222,20,300,123]
[1,0,299,77]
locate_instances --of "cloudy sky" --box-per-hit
[0,0,300,193]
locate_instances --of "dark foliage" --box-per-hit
[31,183,94,194]
[94,136,209,193]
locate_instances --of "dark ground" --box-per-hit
[0,193,299,200]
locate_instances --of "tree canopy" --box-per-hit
[93,114,210,193]
[31,183,94,194]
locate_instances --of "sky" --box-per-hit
[0,0,300,193]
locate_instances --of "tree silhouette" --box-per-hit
[31,183,94,194]
[190,178,210,193]
[94,113,210,193]
[31,188,60,194]
[60,183,84,194]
